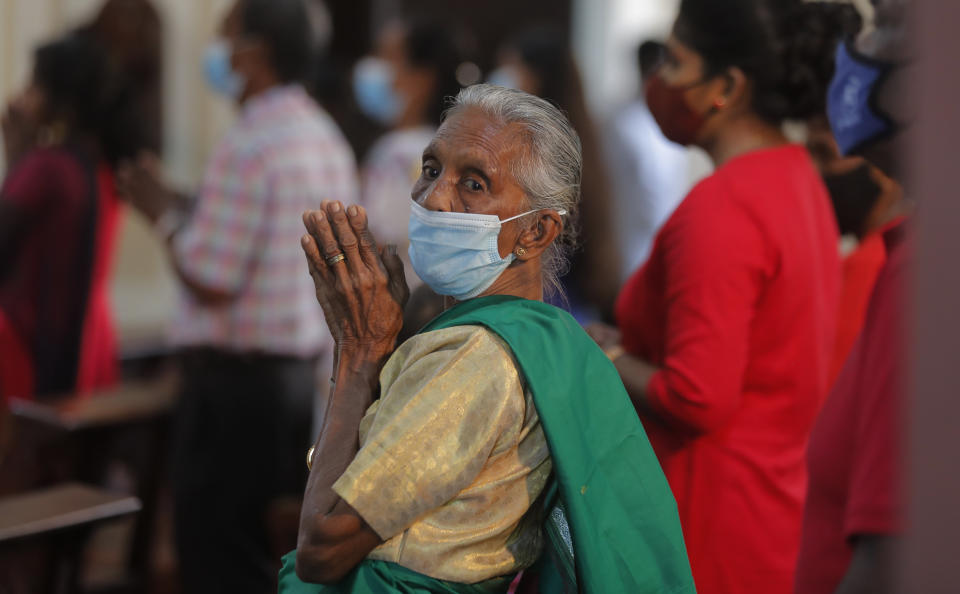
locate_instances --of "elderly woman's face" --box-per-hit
[412,107,531,258]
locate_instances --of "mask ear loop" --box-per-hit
[500,208,568,224]
[506,208,570,258]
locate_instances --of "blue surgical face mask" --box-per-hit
[827,40,900,156]
[487,66,521,90]
[408,201,565,301]
[204,39,245,99]
[353,57,403,125]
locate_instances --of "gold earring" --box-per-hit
[515,247,527,257]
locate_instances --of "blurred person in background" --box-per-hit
[796,0,908,387]
[308,1,383,165]
[604,40,692,278]
[117,0,357,591]
[83,0,163,153]
[795,0,913,591]
[490,26,621,321]
[353,19,462,287]
[586,0,850,591]
[810,128,906,385]
[0,32,143,401]
[791,0,906,387]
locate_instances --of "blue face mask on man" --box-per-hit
[827,40,901,156]
[353,57,404,125]
[204,39,246,99]
[408,201,565,301]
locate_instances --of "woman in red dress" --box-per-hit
[587,1,846,592]
[0,32,142,400]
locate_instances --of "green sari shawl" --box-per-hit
[279,296,695,593]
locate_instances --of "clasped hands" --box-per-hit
[301,201,409,363]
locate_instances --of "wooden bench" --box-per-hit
[0,483,141,594]
[6,372,178,592]
[9,372,178,432]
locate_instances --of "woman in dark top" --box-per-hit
[0,32,142,399]
[587,1,849,592]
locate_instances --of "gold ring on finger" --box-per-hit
[326,252,346,266]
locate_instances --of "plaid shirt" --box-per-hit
[170,85,357,357]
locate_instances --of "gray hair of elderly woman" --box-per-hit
[444,84,583,298]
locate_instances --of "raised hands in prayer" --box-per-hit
[115,151,181,223]
[301,201,409,364]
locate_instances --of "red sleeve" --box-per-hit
[645,176,772,434]
[1,149,76,212]
[843,248,905,538]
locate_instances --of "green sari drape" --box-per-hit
[279,296,695,593]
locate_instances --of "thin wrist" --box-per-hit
[336,344,394,381]
[338,340,395,363]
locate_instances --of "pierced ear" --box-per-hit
[514,210,564,261]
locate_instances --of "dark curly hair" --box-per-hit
[676,0,862,123]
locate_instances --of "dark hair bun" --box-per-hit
[779,1,862,119]
[677,0,862,123]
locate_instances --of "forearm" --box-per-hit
[160,206,237,306]
[295,345,391,582]
[301,345,392,521]
[613,352,660,417]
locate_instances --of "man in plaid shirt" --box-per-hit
[119,1,356,591]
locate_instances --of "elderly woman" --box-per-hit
[279,85,694,593]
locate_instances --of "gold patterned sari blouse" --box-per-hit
[332,325,552,584]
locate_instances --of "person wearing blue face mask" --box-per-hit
[280,84,695,594]
[796,0,914,592]
[353,20,463,292]
[117,1,358,592]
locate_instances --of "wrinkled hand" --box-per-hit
[301,201,408,359]
[2,102,37,168]
[116,151,175,222]
[585,322,622,350]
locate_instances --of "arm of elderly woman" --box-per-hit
[294,201,407,584]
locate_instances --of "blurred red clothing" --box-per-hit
[829,234,886,387]
[0,147,119,400]
[616,145,841,594]
[795,221,906,594]
[76,164,121,393]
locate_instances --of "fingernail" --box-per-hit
[314,211,324,222]
[301,235,310,246]
[330,202,341,213]
[348,205,358,217]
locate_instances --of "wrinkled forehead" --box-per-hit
[430,108,530,170]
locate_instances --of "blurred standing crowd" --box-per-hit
[0,0,912,592]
